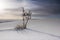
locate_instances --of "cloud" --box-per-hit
[30,0,60,17]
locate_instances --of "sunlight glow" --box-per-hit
[0,1,8,10]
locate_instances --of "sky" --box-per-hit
[0,0,60,19]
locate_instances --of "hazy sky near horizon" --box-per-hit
[0,0,60,19]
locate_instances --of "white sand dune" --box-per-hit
[0,18,60,40]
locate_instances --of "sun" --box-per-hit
[0,2,7,10]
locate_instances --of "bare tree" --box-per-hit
[15,7,32,30]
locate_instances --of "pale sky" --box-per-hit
[0,0,60,19]
[0,0,40,19]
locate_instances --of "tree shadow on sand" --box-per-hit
[0,28,60,38]
[26,28,60,38]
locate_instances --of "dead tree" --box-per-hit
[15,7,32,30]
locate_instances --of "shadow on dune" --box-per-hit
[0,28,60,38]
[0,20,17,23]
[0,21,15,23]
[26,28,60,38]
[0,29,15,32]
